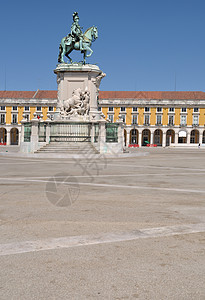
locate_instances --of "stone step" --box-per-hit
[36,142,98,154]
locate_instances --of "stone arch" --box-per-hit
[130,129,139,144]
[166,129,175,146]
[0,127,7,144]
[10,128,19,145]
[190,129,199,144]
[178,130,187,144]
[142,129,151,146]
[154,129,163,146]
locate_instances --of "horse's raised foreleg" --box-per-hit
[85,46,93,57]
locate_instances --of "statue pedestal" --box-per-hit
[54,63,105,121]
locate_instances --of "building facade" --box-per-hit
[1,90,205,147]
[99,91,205,147]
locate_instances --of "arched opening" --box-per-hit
[166,129,175,146]
[124,129,127,147]
[10,128,19,145]
[154,129,163,146]
[0,128,7,144]
[178,130,187,143]
[130,129,138,144]
[142,129,151,146]
[203,131,205,144]
[190,129,199,144]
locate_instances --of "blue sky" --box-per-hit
[0,0,204,92]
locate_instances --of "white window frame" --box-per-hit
[144,114,150,125]
[168,115,174,125]
[156,114,162,125]
[12,113,18,124]
[0,114,6,124]
[132,115,138,124]
[193,115,199,125]
[180,115,187,125]
[169,107,175,112]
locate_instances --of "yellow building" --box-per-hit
[99,91,205,147]
[0,90,205,147]
[0,90,56,145]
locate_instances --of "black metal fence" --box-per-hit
[24,123,31,142]
[106,123,118,143]
[50,122,92,142]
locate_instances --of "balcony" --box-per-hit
[179,123,187,127]
[192,124,199,127]
[155,123,162,126]
[143,123,150,126]
[168,123,174,127]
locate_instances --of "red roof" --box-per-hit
[0,90,205,100]
[0,90,57,99]
[99,91,205,100]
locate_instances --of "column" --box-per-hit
[7,130,10,146]
[46,122,51,144]
[30,118,39,152]
[151,131,154,145]
[127,129,130,146]
[99,120,106,153]
[118,123,124,151]
[187,131,190,144]
[90,122,95,144]
[162,132,166,147]
[138,131,142,147]
[199,131,203,145]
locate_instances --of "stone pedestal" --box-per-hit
[54,64,105,121]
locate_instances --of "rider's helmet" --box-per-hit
[73,12,79,22]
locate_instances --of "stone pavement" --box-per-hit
[0,148,205,299]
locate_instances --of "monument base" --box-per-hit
[54,63,105,122]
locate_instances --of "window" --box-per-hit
[121,114,126,123]
[25,114,30,121]
[133,107,138,112]
[108,107,113,112]
[25,106,29,111]
[98,106,101,111]
[132,115,137,124]
[193,115,199,125]
[13,106,17,111]
[180,115,186,125]
[144,115,150,125]
[48,106,54,112]
[168,115,174,125]
[121,107,126,112]
[12,114,18,124]
[108,114,113,122]
[194,107,199,112]
[36,106,41,111]
[169,107,174,112]
[157,107,162,112]
[0,106,5,111]
[0,114,5,124]
[156,115,162,125]
[145,107,150,112]
[181,108,187,112]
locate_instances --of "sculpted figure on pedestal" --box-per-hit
[60,88,90,117]
[58,12,98,65]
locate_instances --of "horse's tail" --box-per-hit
[58,44,63,63]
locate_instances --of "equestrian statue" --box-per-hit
[58,12,98,65]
